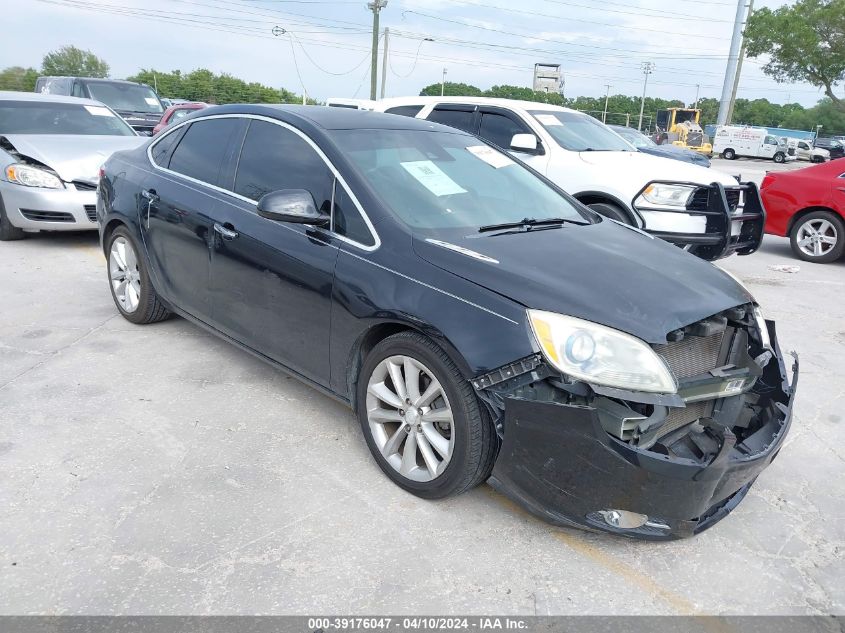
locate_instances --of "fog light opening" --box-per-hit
[598,509,649,529]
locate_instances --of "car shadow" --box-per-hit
[18,231,101,250]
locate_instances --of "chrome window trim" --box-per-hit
[146,112,381,251]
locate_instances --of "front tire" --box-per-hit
[356,331,496,499]
[587,202,630,224]
[0,195,25,241]
[773,152,786,164]
[106,226,171,324]
[789,210,845,263]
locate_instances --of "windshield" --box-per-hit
[530,110,633,152]
[334,129,591,237]
[85,82,163,114]
[612,127,655,148]
[0,101,136,136]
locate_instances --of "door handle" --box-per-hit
[141,188,158,228]
[213,223,239,240]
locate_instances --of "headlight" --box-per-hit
[5,164,64,189]
[528,310,677,393]
[752,306,772,352]
[637,183,696,208]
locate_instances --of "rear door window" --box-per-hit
[427,107,476,133]
[384,105,424,118]
[168,118,242,186]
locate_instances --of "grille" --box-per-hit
[659,400,709,438]
[687,187,741,213]
[72,180,97,191]
[687,131,703,147]
[19,209,75,223]
[653,331,725,380]
[84,204,97,222]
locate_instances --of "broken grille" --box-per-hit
[653,331,725,380]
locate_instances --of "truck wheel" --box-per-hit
[0,195,25,241]
[587,202,630,224]
[773,152,786,164]
[790,210,845,263]
[722,148,736,160]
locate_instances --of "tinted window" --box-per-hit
[84,81,163,114]
[428,108,475,133]
[333,183,374,246]
[385,105,424,118]
[151,128,183,166]
[234,120,332,212]
[478,112,527,150]
[169,118,241,185]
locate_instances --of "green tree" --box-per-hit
[127,68,308,105]
[41,45,109,78]
[0,66,38,92]
[419,82,483,97]
[744,0,845,112]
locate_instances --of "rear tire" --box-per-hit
[789,210,845,264]
[0,195,25,241]
[722,148,736,160]
[356,331,496,499]
[587,202,630,224]
[106,226,171,324]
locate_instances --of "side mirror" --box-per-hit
[510,133,540,154]
[256,189,329,226]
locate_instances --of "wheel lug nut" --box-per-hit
[399,409,405,416]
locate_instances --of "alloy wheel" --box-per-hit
[366,355,455,482]
[797,219,838,258]
[109,236,141,313]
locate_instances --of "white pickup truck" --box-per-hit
[331,96,765,261]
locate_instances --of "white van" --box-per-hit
[359,96,765,261]
[712,126,795,163]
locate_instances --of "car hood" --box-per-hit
[577,150,732,186]
[413,220,752,344]
[639,145,705,162]
[0,134,147,183]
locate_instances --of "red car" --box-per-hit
[761,158,845,263]
[152,102,207,135]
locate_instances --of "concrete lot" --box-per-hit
[1,178,843,614]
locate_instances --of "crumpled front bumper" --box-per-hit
[488,326,797,540]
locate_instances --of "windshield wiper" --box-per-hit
[478,217,586,233]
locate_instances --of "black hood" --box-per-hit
[413,220,752,344]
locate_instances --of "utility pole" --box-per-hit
[380,27,389,99]
[367,1,387,101]
[602,84,611,123]
[637,62,654,131]
[717,0,750,125]
[726,0,754,124]
[441,67,447,96]
[694,84,700,110]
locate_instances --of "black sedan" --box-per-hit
[97,105,796,539]
[609,124,712,167]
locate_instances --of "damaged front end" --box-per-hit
[476,305,797,540]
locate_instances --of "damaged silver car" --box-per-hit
[0,91,145,240]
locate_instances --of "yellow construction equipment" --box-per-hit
[654,108,713,157]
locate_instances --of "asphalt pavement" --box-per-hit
[0,174,843,614]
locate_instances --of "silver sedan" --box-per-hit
[0,91,146,240]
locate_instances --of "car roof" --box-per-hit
[38,76,147,86]
[0,90,106,106]
[196,103,468,133]
[374,95,582,115]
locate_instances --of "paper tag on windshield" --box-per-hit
[84,105,114,117]
[467,145,514,169]
[400,161,466,197]
[144,97,159,106]
[535,114,562,126]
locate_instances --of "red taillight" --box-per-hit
[98,166,105,180]
[761,173,775,190]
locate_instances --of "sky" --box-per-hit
[2,0,829,109]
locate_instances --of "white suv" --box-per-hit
[360,96,765,261]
